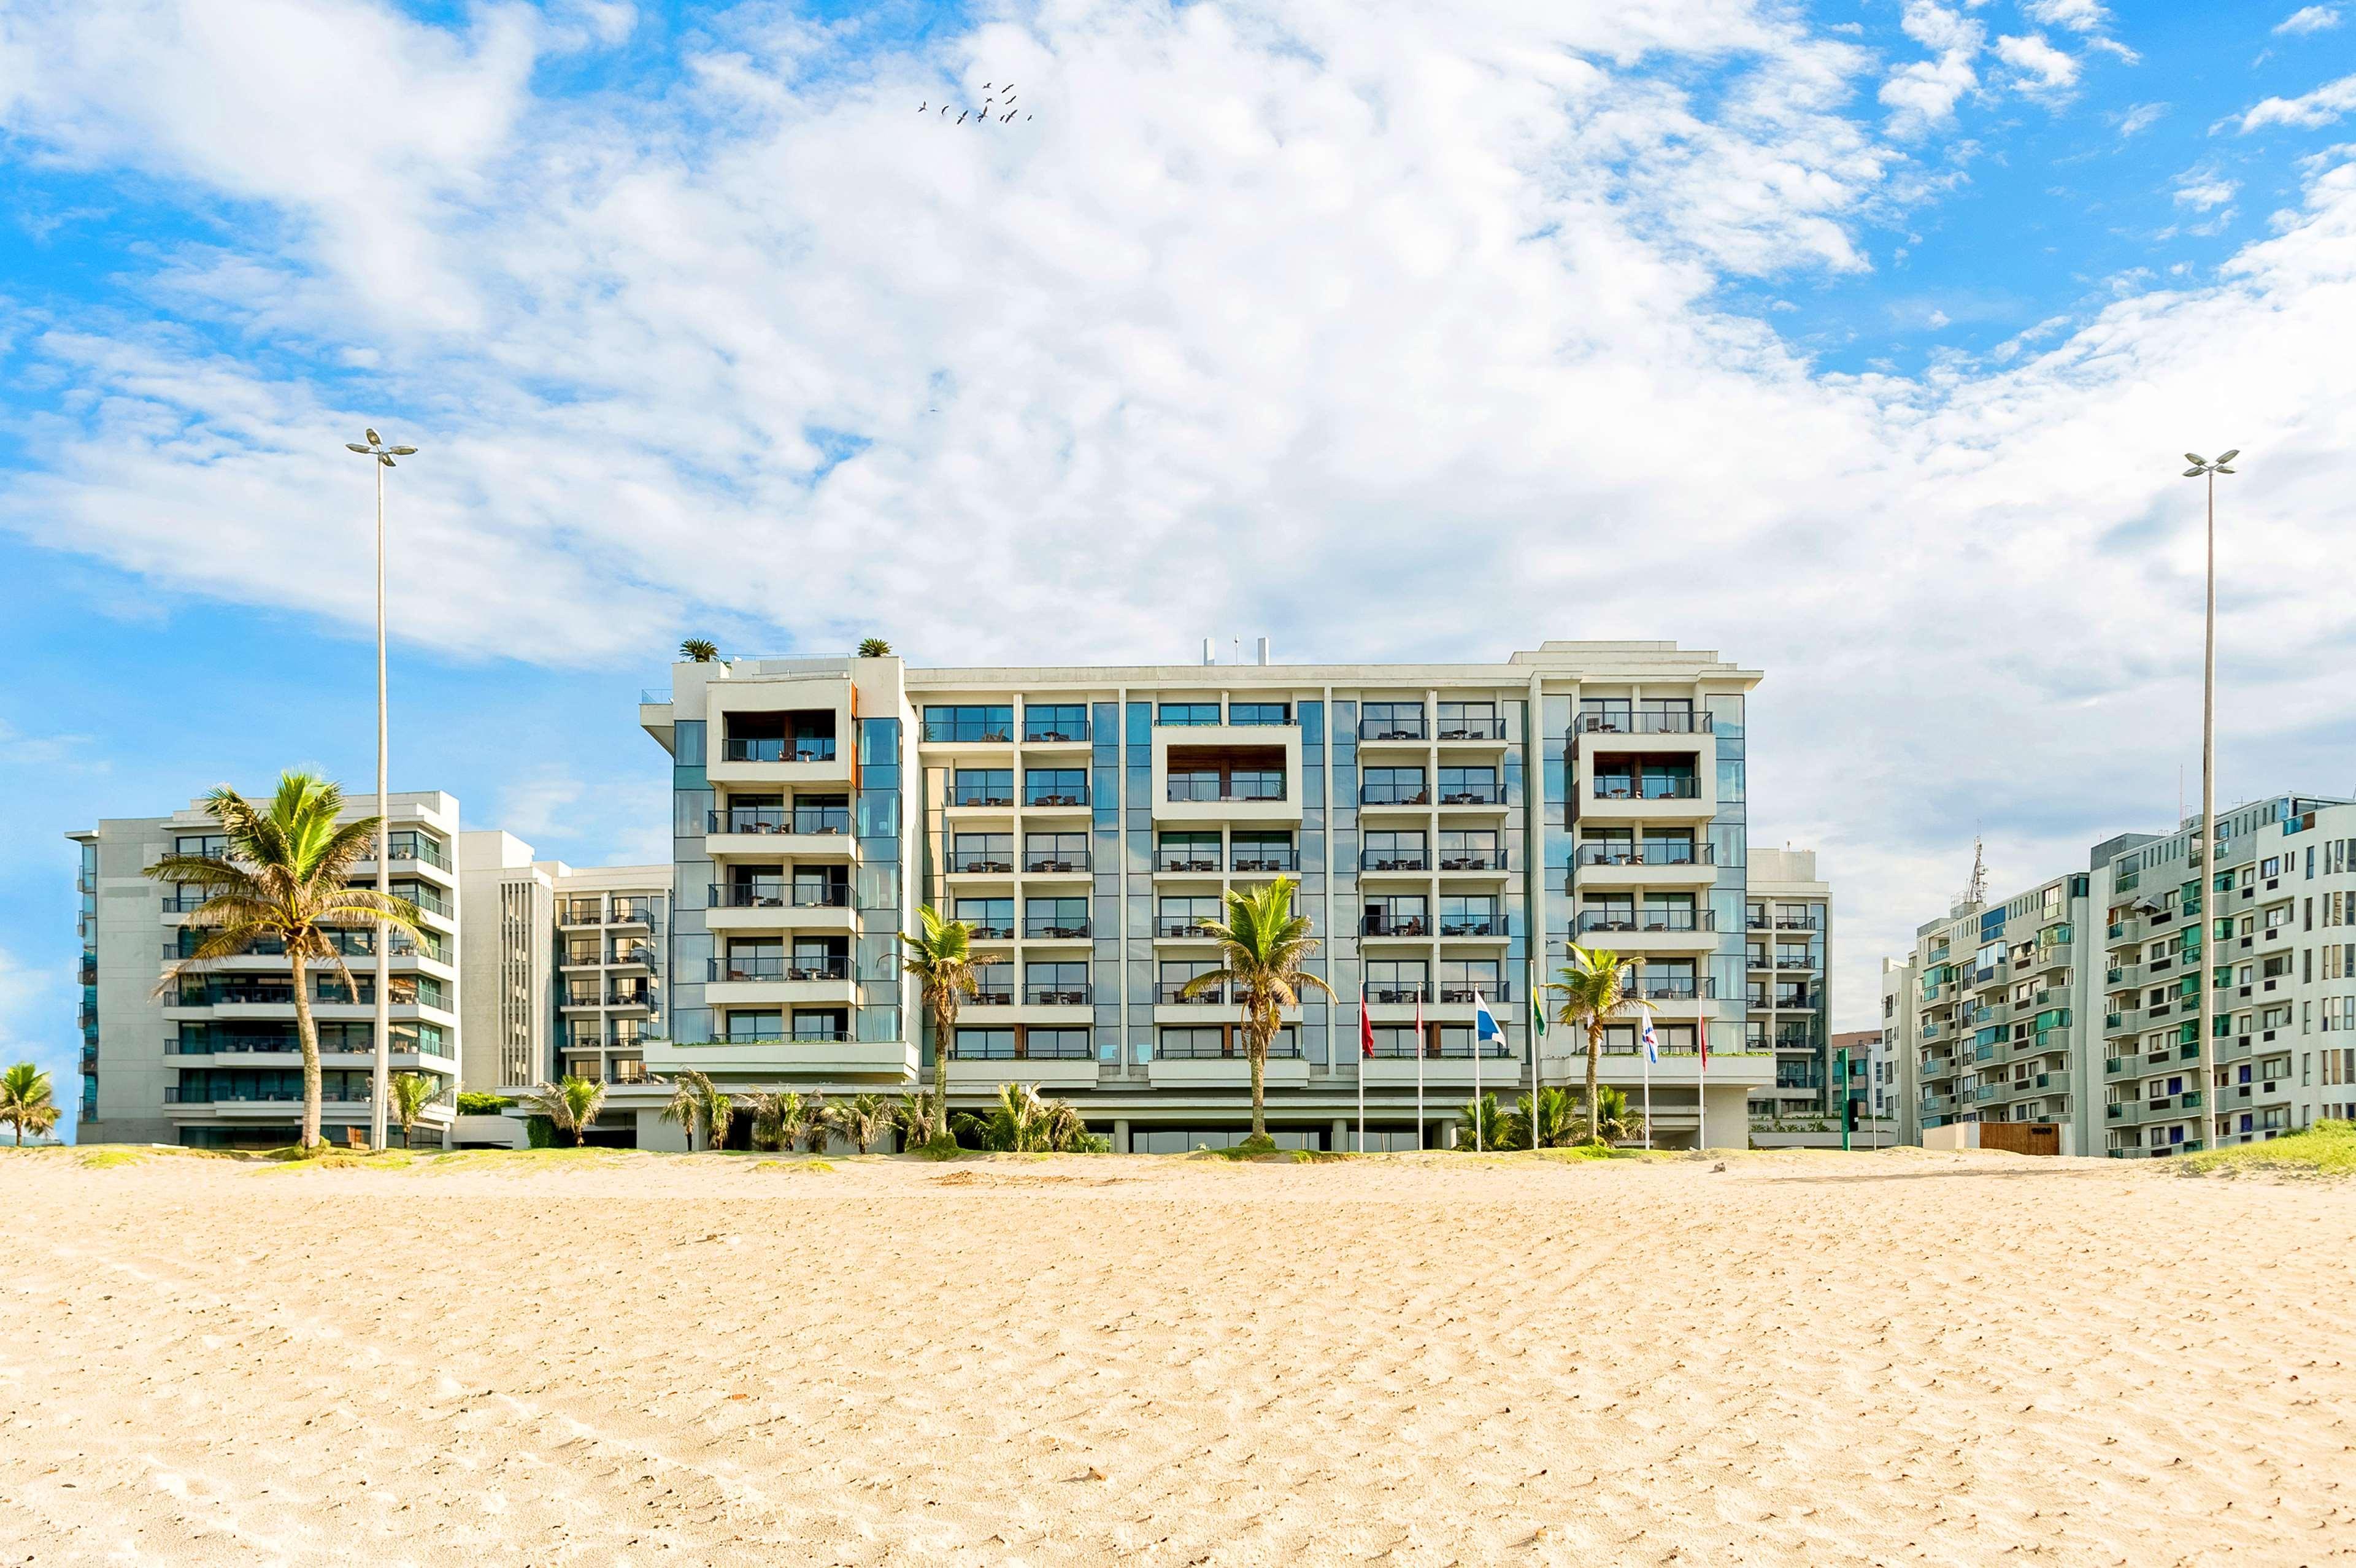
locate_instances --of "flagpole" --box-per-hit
[1697,1010,1711,1152]
[1472,996,1484,1152]
[1644,1039,1653,1151]
[1415,988,1425,1151]
[1357,983,1367,1155]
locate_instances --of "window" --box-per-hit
[1022,704,1087,742]
[954,897,1014,938]
[790,796,851,836]
[1023,768,1087,806]
[1157,1026,1230,1058]
[175,833,229,859]
[1025,831,1088,872]
[1158,702,1221,727]
[790,1009,849,1041]
[1228,701,1290,726]
[1439,895,1499,936]
[1157,832,1221,872]
[954,1027,1017,1059]
[1160,959,1225,1003]
[726,1010,782,1042]
[953,769,1014,807]
[1579,697,1631,732]
[1436,701,1501,739]
[1437,766,1499,804]
[1361,767,1427,805]
[1364,830,1427,870]
[1438,958,1501,1002]
[1638,697,1694,732]
[1025,897,1090,939]
[1158,896,1224,937]
[1365,959,1428,1003]
[952,832,1014,872]
[1231,832,1295,872]
[1438,829,1501,869]
[1027,1028,1093,1060]
[1025,961,1091,1004]
[1361,702,1425,739]
[1364,896,1429,936]
[923,705,1012,743]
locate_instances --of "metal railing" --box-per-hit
[1156,853,1222,873]
[1360,786,1430,806]
[708,956,849,981]
[962,924,1015,940]
[722,738,838,763]
[1576,910,1714,933]
[1579,840,1711,867]
[1024,986,1093,1005]
[1022,721,1090,743]
[953,1036,1093,1060]
[1438,852,1507,870]
[1361,853,1429,872]
[1025,923,1091,939]
[1157,918,1222,939]
[1436,718,1507,740]
[1591,778,1700,801]
[1155,1037,1306,1060]
[1362,916,1430,937]
[1628,977,1718,1000]
[1438,788,1505,805]
[1023,786,1090,807]
[1358,719,1426,740]
[1230,854,1298,872]
[1025,853,1091,873]
[952,787,1017,807]
[1167,779,1285,803]
[1438,920,1502,937]
[1437,983,1511,1003]
[1576,712,1712,734]
[1158,983,1226,1004]
[950,855,1015,874]
[709,807,852,836]
[708,883,851,909]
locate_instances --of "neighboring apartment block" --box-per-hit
[620,641,1776,1151]
[71,796,666,1149]
[1890,793,2355,1158]
[1746,848,1831,1117]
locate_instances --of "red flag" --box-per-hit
[1361,985,1376,1058]
[1696,1011,1709,1067]
[1415,989,1425,1059]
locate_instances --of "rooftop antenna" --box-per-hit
[1965,836,1988,909]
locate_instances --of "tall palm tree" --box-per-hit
[528,1075,609,1147]
[834,1092,888,1153]
[387,1071,439,1148]
[1580,1084,1646,1147]
[661,1069,728,1150]
[1,1063,59,1147]
[1549,945,1641,1145]
[679,637,720,662]
[900,905,996,1145]
[1177,876,1334,1147]
[145,774,423,1153]
[743,1089,798,1151]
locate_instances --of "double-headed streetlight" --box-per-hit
[347,428,418,1151]
[2182,447,2238,1152]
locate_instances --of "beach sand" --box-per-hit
[2,1145,2351,1566]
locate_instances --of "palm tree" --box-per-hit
[1519,1083,1579,1149]
[789,1091,831,1153]
[1579,1084,1646,1147]
[387,1071,439,1148]
[1549,945,1641,1145]
[893,1091,936,1152]
[145,774,424,1153]
[900,905,997,1148]
[1455,1091,1511,1151]
[857,637,893,658]
[679,637,719,662]
[744,1089,799,1151]
[1,1063,59,1147]
[834,1092,889,1153]
[1177,876,1334,1148]
[660,1069,730,1150]
[526,1075,609,1147]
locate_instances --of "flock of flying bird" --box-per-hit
[919,82,1033,125]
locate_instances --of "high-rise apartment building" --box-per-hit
[621,641,1777,1150]
[69,797,667,1149]
[1890,793,2355,1157]
[1745,847,1831,1117]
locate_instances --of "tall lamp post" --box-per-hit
[347,428,418,1150]
[2181,448,2238,1153]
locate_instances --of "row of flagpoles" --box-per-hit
[1352,963,1709,1154]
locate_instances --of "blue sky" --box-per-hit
[4,0,2356,1135]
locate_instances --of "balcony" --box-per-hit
[1438,851,1506,872]
[950,786,1017,809]
[1361,853,1430,872]
[949,853,1015,874]
[1157,918,1222,939]
[1575,712,1713,735]
[722,737,837,764]
[708,956,849,982]
[1024,923,1092,940]
[1628,977,1718,1001]
[1230,852,1298,874]
[1436,787,1506,807]
[1360,915,1430,939]
[1155,851,1223,874]
[1021,721,1090,744]
[1437,919,1503,939]
[1576,910,1715,934]
[1025,851,1092,874]
[1360,785,1430,807]
[1154,729,1303,826]
[1358,718,1427,741]
[707,807,852,838]
[709,882,850,909]
[1169,778,1285,805]
[1592,778,1700,801]
[1436,717,1508,741]
[1579,841,1712,867]
[1158,982,1228,1004]
[1022,786,1090,809]
[963,924,1017,942]
[922,715,1014,744]
[1023,985,1094,1005]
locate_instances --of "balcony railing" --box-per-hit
[1591,778,1700,801]
[1748,915,1822,931]
[954,1034,1094,1060]
[708,956,849,981]
[1576,910,1715,933]
[1361,853,1429,872]
[720,1029,855,1045]
[950,854,1015,874]
[969,988,1016,1006]
[1360,786,1430,806]
[1359,719,1427,740]
[722,738,838,763]
[1158,982,1226,1004]
[1362,916,1430,937]
[380,836,449,870]
[1157,851,1222,872]
[709,883,851,909]
[1579,840,1712,867]
[1438,851,1506,870]
[709,807,852,836]
[1025,923,1091,939]
[963,923,1016,941]
[922,718,1013,744]
[1630,977,1719,1000]
[1022,721,1090,743]
[952,787,1017,808]
[1230,853,1298,873]
[1158,918,1221,939]
[1024,985,1093,1005]
[1168,780,1286,803]
[1576,712,1712,734]
[1438,788,1504,805]
[1363,984,1428,1003]
[1436,718,1508,740]
[1025,852,1091,873]
[1156,1037,1305,1060]
[1023,787,1090,807]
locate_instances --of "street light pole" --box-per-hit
[2182,448,2238,1155]
[347,429,418,1150]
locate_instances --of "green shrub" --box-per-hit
[455,1092,514,1116]
[525,1115,555,1150]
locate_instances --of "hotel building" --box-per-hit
[616,640,1777,1151]
[1744,847,1832,1118]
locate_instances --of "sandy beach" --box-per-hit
[2,1147,2350,1567]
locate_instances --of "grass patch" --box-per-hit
[2179,1118,2356,1178]
[423,1147,629,1172]
[74,1147,151,1169]
[753,1158,834,1174]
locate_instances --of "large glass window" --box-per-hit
[954,1026,1017,1059]
[1437,766,1499,804]
[1438,958,1501,1003]
[1578,697,1631,732]
[1230,832,1295,872]
[1437,701,1501,739]
[726,1010,782,1042]
[1365,959,1428,1002]
[1157,832,1221,872]
[1159,959,1225,1003]
[1022,704,1087,742]
[1361,767,1427,805]
[1361,702,1425,740]
[1439,895,1499,937]
[1025,961,1091,1004]
[1228,701,1290,726]
[923,705,1013,743]
[1157,702,1222,726]
[952,832,1014,872]
[1363,830,1427,870]
[1363,896,1428,937]
[954,897,1014,939]
[1025,897,1090,938]
[1024,768,1088,806]
[1158,896,1224,937]
[1025,831,1088,871]
[1438,829,1501,869]
[1025,1028,1093,1059]
[953,768,1015,807]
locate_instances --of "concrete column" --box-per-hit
[1114,1116,1131,1152]
[1331,1116,1348,1153]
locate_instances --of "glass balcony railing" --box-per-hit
[721,737,838,763]
[1436,786,1504,805]
[1168,778,1285,803]
[1630,976,1718,1000]
[1361,851,1429,872]
[1025,850,1091,873]
[708,883,850,909]
[1157,851,1223,872]
[1023,784,1090,807]
[1435,717,1507,740]
[1360,785,1430,805]
[1591,777,1700,801]
[1437,850,1506,870]
[708,956,849,981]
[1025,921,1092,939]
[1021,718,1090,742]
[1024,984,1093,1005]
[951,852,1015,873]
[1575,712,1712,734]
[1157,982,1226,1004]
[1576,909,1714,933]
[1359,717,1427,740]
[1579,840,1711,867]
[952,785,1017,807]
[1230,851,1298,872]
[709,807,852,836]
[1156,1037,1306,1060]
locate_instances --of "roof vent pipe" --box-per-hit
[1255,637,1271,666]
[1203,637,1216,666]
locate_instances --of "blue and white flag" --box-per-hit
[1641,1007,1659,1064]
[1474,991,1504,1046]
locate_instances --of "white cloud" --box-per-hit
[1,0,2354,1029]
[1995,33,2080,94]
[2275,7,2343,35]
[2241,72,2356,131]
[2116,101,2168,136]
[2021,0,2108,31]
[2174,170,2241,210]
[1881,2,1985,135]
